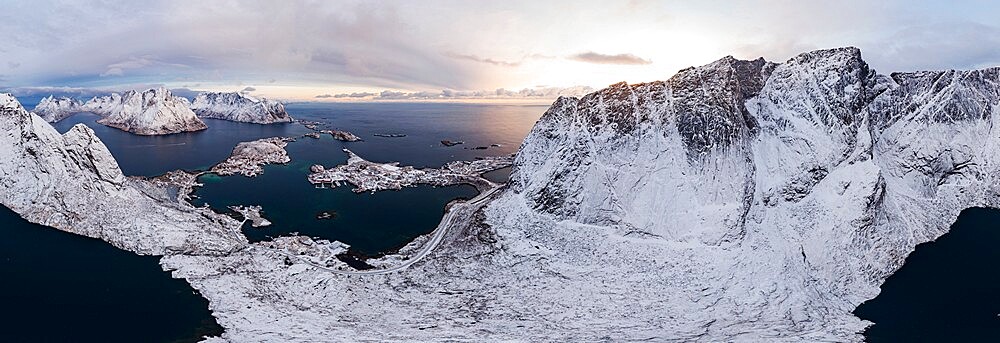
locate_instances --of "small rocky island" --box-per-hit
[32,95,82,123]
[85,87,208,135]
[211,137,294,177]
[191,92,293,124]
[320,129,362,142]
[308,149,513,193]
[228,205,272,227]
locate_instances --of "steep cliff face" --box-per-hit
[487,46,1000,339]
[191,92,292,124]
[32,95,82,123]
[0,94,243,255]
[85,87,208,135]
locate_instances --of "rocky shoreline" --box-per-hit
[228,205,272,227]
[307,149,512,193]
[210,137,294,177]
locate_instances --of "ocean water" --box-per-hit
[854,207,1000,341]
[2,102,545,341]
[188,134,480,255]
[0,206,222,343]
[52,113,310,176]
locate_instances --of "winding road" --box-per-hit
[276,185,502,276]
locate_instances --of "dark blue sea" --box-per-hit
[854,207,1000,342]
[1,102,545,342]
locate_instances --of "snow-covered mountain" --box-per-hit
[191,92,292,124]
[0,94,244,254]
[85,87,208,135]
[1,47,999,342]
[31,95,82,122]
[481,46,1000,340]
[81,92,123,114]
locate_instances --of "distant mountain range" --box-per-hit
[30,88,293,135]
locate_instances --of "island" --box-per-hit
[84,87,208,135]
[307,149,513,193]
[191,92,293,124]
[32,95,82,123]
[320,129,362,142]
[228,205,272,227]
[211,137,293,177]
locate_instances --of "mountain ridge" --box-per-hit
[0,46,998,341]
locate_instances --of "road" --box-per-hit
[274,185,502,276]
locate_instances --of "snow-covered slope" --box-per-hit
[483,46,1000,340]
[191,92,292,124]
[2,47,1000,342]
[85,87,208,135]
[0,94,244,255]
[32,95,82,122]
[81,92,123,114]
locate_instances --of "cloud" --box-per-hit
[6,1,1000,93]
[445,53,521,67]
[242,86,256,92]
[865,22,1000,72]
[99,68,124,77]
[316,86,596,101]
[378,90,407,99]
[334,92,376,98]
[99,56,155,77]
[0,2,481,90]
[568,52,652,65]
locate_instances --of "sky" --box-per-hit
[1,0,999,102]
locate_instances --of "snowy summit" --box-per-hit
[32,95,82,123]
[84,87,208,135]
[191,92,292,124]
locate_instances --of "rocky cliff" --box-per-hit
[484,46,1000,340]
